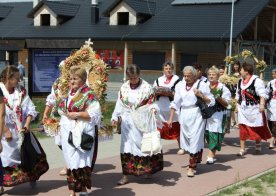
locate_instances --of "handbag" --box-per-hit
[141,131,161,155]
[141,113,162,155]
[21,132,38,172]
[195,81,216,119]
[68,124,95,151]
[80,127,96,151]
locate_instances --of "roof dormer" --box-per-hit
[103,0,155,26]
[0,6,13,21]
[28,0,80,26]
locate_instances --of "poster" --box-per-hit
[32,49,71,93]
[96,50,124,69]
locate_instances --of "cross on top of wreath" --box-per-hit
[84,38,93,47]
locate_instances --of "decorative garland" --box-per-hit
[224,49,267,73]
[44,40,111,138]
[221,49,267,85]
[60,44,110,106]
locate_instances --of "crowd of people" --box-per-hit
[0,58,275,195]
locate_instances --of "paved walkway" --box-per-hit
[3,128,276,196]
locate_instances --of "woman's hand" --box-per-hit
[193,89,203,98]
[111,120,117,127]
[42,115,48,124]
[23,123,30,133]
[5,130,12,142]
[66,112,78,120]
[167,118,173,128]
[151,108,157,115]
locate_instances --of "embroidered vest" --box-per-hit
[238,78,260,105]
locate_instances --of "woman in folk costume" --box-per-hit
[111,64,163,185]
[43,61,67,176]
[168,66,215,177]
[265,69,276,149]
[0,66,48,187]
[230,61,241,128]
[0,87,5,194]
[236,62,271,156]
[57,65,101,196]
[205,66,231,164]
[153,61,183,154]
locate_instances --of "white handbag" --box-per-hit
[141,113,162,155]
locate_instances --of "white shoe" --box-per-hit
[177,149,185,155]
[206,157,216,164]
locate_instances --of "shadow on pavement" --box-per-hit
[163,148,179,155]
[197,163,232,175]
[4,180,66,195]
[91,170,181,195]
[93,164,116,173]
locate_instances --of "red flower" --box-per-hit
[127,162,133,168]
[88,93,95,101]
[104,76,108,82]
[95,54,100,59]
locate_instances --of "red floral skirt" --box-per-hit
[158,122,180,140]
[239,113,272,141]
[121,153,163,176]
[3,155,48,187]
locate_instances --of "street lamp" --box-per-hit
[228,0,235,75]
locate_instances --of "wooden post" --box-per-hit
[172,42,176,73]
[123,42,128,82]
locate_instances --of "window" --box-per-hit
[133,52,165,70]
[41,14,50,26]
[117,12,129,25]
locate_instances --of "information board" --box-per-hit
[32,49,71,93]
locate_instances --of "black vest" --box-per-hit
[237,78,260,105]
[211,86,226,112]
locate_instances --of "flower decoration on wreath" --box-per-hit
[225,49,267,76]
[44,39,112,140]
[220,49,267,111]
[59,39,110,106]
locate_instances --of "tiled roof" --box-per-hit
[171,0,238,5]
[0,5,12,19]
[103,0,156,16]
[0,0,270,41]
[28,0,80,18]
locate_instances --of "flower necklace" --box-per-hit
[242,75,252,85]
[2,85,26,132]
[164,75,173,84]
[130,78,141,89]
[210,82,219,90]
[185,83,194,91]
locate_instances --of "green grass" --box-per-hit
[212,170,276,196]
[30,98,115,138]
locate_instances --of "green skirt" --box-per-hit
[205,131,224,151]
